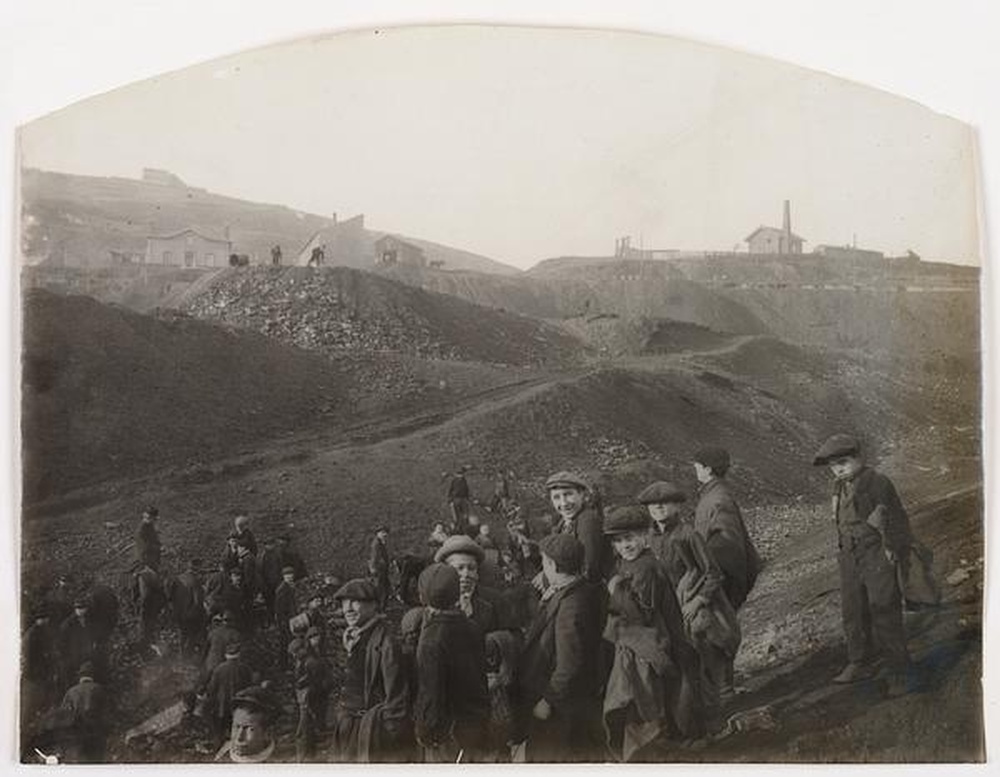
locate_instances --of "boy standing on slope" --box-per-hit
[813,433,914,695]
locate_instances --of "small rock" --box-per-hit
[946,568,971,586]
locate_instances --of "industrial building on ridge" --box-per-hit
[145,228,232,268]
[744,200,804,254]
[375,235,427,268]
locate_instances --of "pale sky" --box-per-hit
[18,25,981,268]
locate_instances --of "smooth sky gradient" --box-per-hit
[18,25,980,268]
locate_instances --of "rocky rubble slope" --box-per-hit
[180,266,586,366]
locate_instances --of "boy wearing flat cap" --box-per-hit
[328,578,412,762]
[513,534,604,762]
[602,505,705,761]
[691,447,759,702]
[545,471,609,584]
[414,563,490,762]
[638,481,740,722]
[435,535,499,635]
[219,685,280,763]
[813,434,916,692]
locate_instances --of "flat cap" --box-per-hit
[603,505,651,535]
[233,685,279,719]
[636,481,687,505]
[693,446,731,476]
[545,470,590,491]
[333,578,378,602]
[813,434,861,465]
[281,565,296,575]
[538,534,584,574]
[434,534,485,564]
[224,642,242,657]
[418,563,461,609]
[78,661,95,678]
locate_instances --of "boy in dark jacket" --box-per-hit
[514,534,604,762]
[545,471,609,584]
[814,434,913,693]
[328,578,412,762]
[692,447,759,703]
[602,506,705,761]
[639,481,739,721]
[414,563,490,762]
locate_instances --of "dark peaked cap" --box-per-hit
[693,446,731,475]
[233,685,279,719]
[418,563,461,609]
[636,481,687,505]
[604,505,652,535]
[333,578,378,602]
[813,434,861,465]
[539,534,584,573]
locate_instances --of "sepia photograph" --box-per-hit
[8,8,993,768]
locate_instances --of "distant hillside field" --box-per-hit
[19,168,519,275]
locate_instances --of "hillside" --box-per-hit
[179,266,586,366]
[378,258,979,361]
[376,262,768,333]
[21,290,538,502]
[19,168,519,275]
[20,286,981,762]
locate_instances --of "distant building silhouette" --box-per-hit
[745,200,804,254]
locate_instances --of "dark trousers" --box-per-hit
[838,538,908,667]
[449,499,470,534]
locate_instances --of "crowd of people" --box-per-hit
[21,434,934,763]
